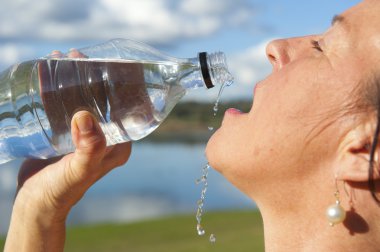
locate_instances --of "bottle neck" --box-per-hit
[178,52,233,91]
[204,52,233,89]
[199,52,214,89]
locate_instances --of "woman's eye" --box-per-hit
[311,40,323,52]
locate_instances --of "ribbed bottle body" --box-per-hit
[0,60,54,164]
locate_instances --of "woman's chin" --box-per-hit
[205,129,221,170]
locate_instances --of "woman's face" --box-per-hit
[206,0,380,199]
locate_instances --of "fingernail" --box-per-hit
[50,50,62,58]
[76,114,94,134]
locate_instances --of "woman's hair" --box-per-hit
[365,73,380,204]
[369,117,380,204]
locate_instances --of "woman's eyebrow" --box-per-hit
[331,15,345,26]
[331,14,350,32]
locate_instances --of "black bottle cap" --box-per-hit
[199,52,214,89]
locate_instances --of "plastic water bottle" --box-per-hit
[0,38,233,164]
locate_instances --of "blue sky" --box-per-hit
[0,0,361,101]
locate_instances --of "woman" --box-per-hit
[207,0,380,250]
[5,0,380,251]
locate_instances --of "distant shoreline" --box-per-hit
[144,101,251,143]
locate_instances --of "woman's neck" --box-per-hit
[258,193,379,252]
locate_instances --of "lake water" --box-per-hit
[0,142,255,235]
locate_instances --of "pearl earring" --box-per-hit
[326,176,346,226]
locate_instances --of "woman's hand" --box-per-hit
[4,111,132,252]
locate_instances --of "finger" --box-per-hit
[68,111,107,183]
[49,50,64,58]
[67,48,87,58]
[102,142,132,169]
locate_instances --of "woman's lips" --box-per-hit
[219,108,243,127]
[225,108,243,115]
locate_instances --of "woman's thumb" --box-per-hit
[68,111,107,181]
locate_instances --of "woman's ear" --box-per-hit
[338,122,380,182]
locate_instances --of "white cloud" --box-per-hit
[0,44,35,70]
[229,39,272,87]
[0,0,255,44]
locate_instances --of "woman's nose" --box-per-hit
[266,39,290,71]
[266,35,321,71]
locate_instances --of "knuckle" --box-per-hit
[79,133,106,155]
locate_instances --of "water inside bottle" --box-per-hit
[35,58,192,153]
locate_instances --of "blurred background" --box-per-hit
[0,0,360,251]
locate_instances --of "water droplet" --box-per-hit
[208,126,214,131]
[201,187,208,194]
[197,224,205,236]
[195,175,207,185]
[209,234,216,243]
[213,103,219,113]
[212,79,230,117]
[196,208,203,217]
[197,199,203,205]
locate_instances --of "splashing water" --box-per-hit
[209,233,216,244]
[213,80,233,117]
[195,164,217,244]
[208,79,234,132]
[195,78,234,243]
[195,163,210,236]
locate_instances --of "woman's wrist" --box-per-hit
[13,186,71,225]
[4,191,68,252]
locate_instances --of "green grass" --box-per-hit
[0,210,264,252]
